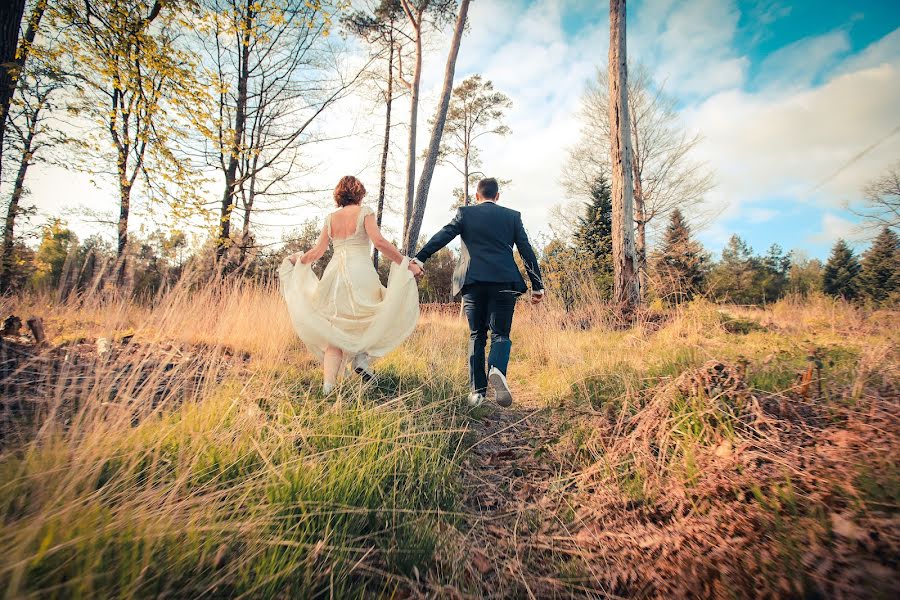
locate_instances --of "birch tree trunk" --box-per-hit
[374,36,395,269]
[403,0,470,254]
[400,6,422,241]
[608,0,640,309]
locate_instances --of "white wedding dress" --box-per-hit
[278,205,420,363]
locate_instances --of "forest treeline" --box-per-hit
[0,1,897,307]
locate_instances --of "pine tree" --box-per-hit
[760,243,791,303]
[574,175,614,298]
[822,239,861,300]
[858,227,899,304]
[654,208,708,304]
[709,235,758,304]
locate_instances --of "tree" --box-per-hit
[788,251,823,296]
[708,235,758,304]
[55,0,204,284]
[435,74,511,206]
[564,63,714,285]
[31,218,75,290]
[201,0,357,266]
[573,174,613,299]
[1,61,65,293]
[653,208,707,304]
[760,243,791,303]
[607,0,640,310]
[395,0,457,247]
[403,0,471,254]
[344,0,408,269]
[822,239,861,300]
[417,244,454,302]
[0,0,27,182]
[858,226,899,304]
[853,161,899,230]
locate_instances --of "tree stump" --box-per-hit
[26,317,45,345]
[2,315,21,336]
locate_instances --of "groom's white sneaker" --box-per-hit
[488,367,513,407]
[468,392,484,408]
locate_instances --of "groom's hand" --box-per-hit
[408,262,424,279]
[531,290,545,305]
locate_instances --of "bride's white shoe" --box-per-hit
[352,352,375,381]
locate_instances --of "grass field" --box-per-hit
[0,280,897,598]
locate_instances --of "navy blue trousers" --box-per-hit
[461,283,519,394]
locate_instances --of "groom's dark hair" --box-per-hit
[477,177,499,199]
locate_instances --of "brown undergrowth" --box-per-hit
[0,286,897,598]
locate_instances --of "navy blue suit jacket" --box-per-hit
[414,201,543,297]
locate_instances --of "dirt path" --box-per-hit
[452,387,589,598]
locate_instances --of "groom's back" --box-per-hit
[460,202,517,251]
[457,202,527,293]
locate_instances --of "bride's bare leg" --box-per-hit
[323,345,343,393]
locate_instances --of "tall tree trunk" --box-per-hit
[374,37,395,269]
[463,148,470,206]
[608,0,640,310]
[0,126,33,293]
[403,0,470,254]
[216,2,254,265]
[0,0,27,184]
[401,23,422,242]
[632,160,647,288]
[116,145,132,286]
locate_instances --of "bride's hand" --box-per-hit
[408,262,424,278]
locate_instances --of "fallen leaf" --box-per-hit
[831,513,867,542]
[471,549,492,575]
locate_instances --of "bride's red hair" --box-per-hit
[334,176,366,207]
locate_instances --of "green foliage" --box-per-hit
[573,174,614,298]
[418,245,455,302]
[822,239,861,300]
[788,252,823,296]
[709,236,792,305]
[31,219,75,290]
[858,227,899,305]
[652,208,708,304]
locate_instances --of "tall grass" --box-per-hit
[1,277,465,598]
[2,274,896,598]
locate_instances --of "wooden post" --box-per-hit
[608,0,641,311]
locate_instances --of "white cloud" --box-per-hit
[633,0,749,97]
[756,30,850,90]
[744,207,779,223]
[808,212,866,245]
[684,54,900,228]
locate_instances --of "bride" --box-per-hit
[278,176,423,394]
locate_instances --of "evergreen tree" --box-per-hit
[822,239,861,300]
[653,208,708,304]
[858,227,899,304]
[760,243,791,302]
[709,235,759,304]
[573,174,614,298]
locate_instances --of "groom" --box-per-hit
[412,178,544,407]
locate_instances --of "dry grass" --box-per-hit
[1,279,897,598]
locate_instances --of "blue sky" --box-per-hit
[22,0,900,261]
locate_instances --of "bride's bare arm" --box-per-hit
[363,214,405,265]
[292,222,329,264]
